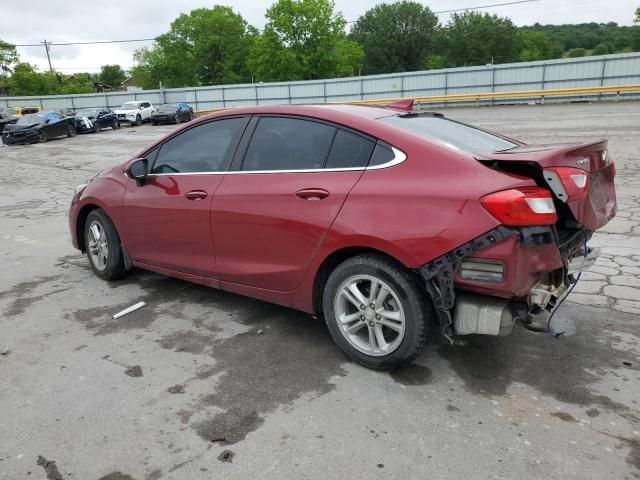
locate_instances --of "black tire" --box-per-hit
[66,124,76,137]
[114,120,120,129]
[151,121,157,126]
[94,122,101,133]
[135,115,142,126]
[322,254,434,370]
[38,130,48,143]
[174,114,181,124]
[83,209,128,281]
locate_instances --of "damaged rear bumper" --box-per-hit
[415,226,595,340]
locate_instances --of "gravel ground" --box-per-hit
[0,102,638,480]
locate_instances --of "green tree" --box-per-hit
[58,73,94,94]
[7,63,49,95]
[0,39,19,93]
[133,6,254,88]
[350,1,439,74]
[567,47,586,57]
[443,11,521,66]
[519,31,554,61]
[631,28,640,51]
[99,64,126,88]
[247,0,363,81]
[592,43,610,55]
[635,7,640,22]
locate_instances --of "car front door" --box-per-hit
[47,112,66,137]
[120,116,249,277]
[211,116,375,292]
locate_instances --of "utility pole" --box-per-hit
[42,40,53,73]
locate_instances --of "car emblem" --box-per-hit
[576,158,589,166]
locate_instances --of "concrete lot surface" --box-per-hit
[0,103,639,479]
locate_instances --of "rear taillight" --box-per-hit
[480,187,558,226]
[543,167,588,202]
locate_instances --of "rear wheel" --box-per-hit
[94,122,101,133]
[113,120,120,129]
[66,124,76,137]
[84,209,127,281]
[38,130,48,143]
[135,115,142,126]
[323,254,433,370]
[174,114,180,124]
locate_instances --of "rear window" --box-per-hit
[380,115,518,154]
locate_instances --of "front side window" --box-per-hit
[380,115,518,154]
[151,117,246,174]
[242,117,335,171]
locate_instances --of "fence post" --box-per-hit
[360,77,364,100]
[221,87,226,108]
[400,75,404,98]
[70,96,75,110]
[490,66,496,106]
[599,57,608,103]
[541,62,547,104]
[323,81,327,103]
[194,88,199,111]
[444,70,448,97]
[255,84,259,106]
[287,83,292,104]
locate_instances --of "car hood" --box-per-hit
[114,109,140,114]
[3,123,41,132]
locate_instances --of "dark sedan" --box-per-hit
[2,111,76,145]
[151,103,193,125]
[0,112,18,133]
[74,108,120,133]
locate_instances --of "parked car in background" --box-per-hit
[151,103,194,125]
[114,101,154,126]
[0,112,18,133]
[2,111,76,145]
[7,106,41,117]
[68,103,616,369]
[74,108,120,133]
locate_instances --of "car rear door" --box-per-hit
[121,116,249,277]
[211,115,374,291]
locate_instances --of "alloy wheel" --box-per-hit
[334,274,406,356]
[87,221,108,271]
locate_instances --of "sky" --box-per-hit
[3,0,639,73]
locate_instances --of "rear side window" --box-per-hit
[151,118,246,174]
[380,115,517,154]
[242,117,335,171]
[325,130,374,169]
[368,143,395,167]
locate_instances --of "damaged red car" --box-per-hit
[68,102,616,369]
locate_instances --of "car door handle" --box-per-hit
[184,190,208,200]
[295,188,330,200]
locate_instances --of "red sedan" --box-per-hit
[68,102,616,369]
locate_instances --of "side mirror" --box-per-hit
[45,119,51,124]
[127,158,149,186]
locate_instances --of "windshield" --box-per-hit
[76,109,98,117]
[17,114,46,126]
[157,104,177,112]
[380,115,518,154]
[119,103,140,110]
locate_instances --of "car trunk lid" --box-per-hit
[477,139,616,231]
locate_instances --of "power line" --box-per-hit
[11,0,543,48]
[433,0,541,15]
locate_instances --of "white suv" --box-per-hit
[114,101,155,126]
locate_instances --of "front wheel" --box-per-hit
[84,209,128,281]
[66,125,76,137]
[94,122,101,133]
[135,115,142,126]
[322,254,434,370]
[38,130,48,143]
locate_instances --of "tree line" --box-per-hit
[2,1,640,96]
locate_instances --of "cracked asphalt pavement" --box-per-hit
[0,102,638,480]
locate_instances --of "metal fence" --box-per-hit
[2,52,640,111]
